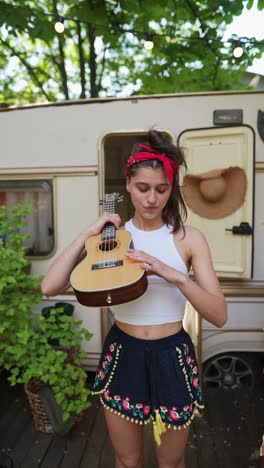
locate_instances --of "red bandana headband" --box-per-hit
[126,144,179,186]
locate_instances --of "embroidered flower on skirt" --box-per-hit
[103,389,151,421]
[93,341,121,391]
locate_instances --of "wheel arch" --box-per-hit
[202,331,264,363]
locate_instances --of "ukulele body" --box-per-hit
[70,229,148,307]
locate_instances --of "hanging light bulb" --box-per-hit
[54,15,65,34]
[144,34,154,51]
[233,41,244,58]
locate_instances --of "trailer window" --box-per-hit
[0,180,54,257]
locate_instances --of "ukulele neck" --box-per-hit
[102,195,116,241]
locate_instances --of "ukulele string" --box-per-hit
[103,195,108,275]
[103,194,116,275]
[110,195,114,265]
[106,196,110,270]
[105,196,109,268]
[106,194,114,269]
[112,196,115,261]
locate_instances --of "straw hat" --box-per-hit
[182,166,247,219]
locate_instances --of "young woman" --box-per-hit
[41,130,227,468]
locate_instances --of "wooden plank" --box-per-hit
[205,388,234,468]
[39,437,66,468]
[185,417,202,468]
[0,388,27,449]
[231,389,256,468]
[10,422,38,467]
[217,389,240,468]
[79,440,100,468]
[204,386,262,468]
[79,405,108,468]
[99,431,115,467]
[19,432,53,468]
[253,387,264,467]
[236,388,264,468]
[59,398,100,468]
[0,397,32,450]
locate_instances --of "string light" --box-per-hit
[54,15,65,34]
[233,41,244,58]
[2,3,264,55]
[144,34,154,51]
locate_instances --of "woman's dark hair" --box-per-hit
[127,129,187,235]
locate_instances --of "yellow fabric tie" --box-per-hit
[153,410,167,446]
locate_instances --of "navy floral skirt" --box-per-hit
[92,323,204,444]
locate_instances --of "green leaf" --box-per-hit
[246,0,254,9]
[257,0,264,8]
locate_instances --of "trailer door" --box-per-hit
[178,126,254,279]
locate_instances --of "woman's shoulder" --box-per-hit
[183,225,211,257]
[174,225,209,248]
[174,224,204,237]
[184,225,205,237]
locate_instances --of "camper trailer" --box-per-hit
[0,90,263,390]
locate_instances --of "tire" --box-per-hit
[203,352,264,390]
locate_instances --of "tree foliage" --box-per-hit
[0,0,263,104]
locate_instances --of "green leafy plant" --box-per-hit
[0,202,93,423]
[8,307,93,421]
[0,202,41,364]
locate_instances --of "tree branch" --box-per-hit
[184,0,221,58]
[52,0,69,100]
[97,45,108,93]
[87,24,98,98]
[76,21,86,99]
[0,38,51,100]
[212,56,220,88]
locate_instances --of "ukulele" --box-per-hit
[70,193,148,307]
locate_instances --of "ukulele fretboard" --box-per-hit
[102,223,116,240]
[102,194,117,241]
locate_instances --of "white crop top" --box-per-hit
[111,220,188,325]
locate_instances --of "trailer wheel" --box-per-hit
[203,353,263,390]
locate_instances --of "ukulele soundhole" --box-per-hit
[99,240,118,252]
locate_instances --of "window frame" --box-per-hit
[0,177,56,259]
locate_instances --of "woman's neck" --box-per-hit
[132,215,164,231]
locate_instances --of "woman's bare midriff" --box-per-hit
[115,320,183,339]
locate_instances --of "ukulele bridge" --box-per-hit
[91,260,123,270]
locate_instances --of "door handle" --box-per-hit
[225,222,253,235]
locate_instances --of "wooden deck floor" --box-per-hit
[0,372,263,468]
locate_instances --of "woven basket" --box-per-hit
[25,378,54,433]
[25,378,83,434]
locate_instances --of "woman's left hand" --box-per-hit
[126,248,186,285]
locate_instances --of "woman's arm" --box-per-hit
[175,228,227,328]
[41,213,121,297]
[126,227,227,328]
